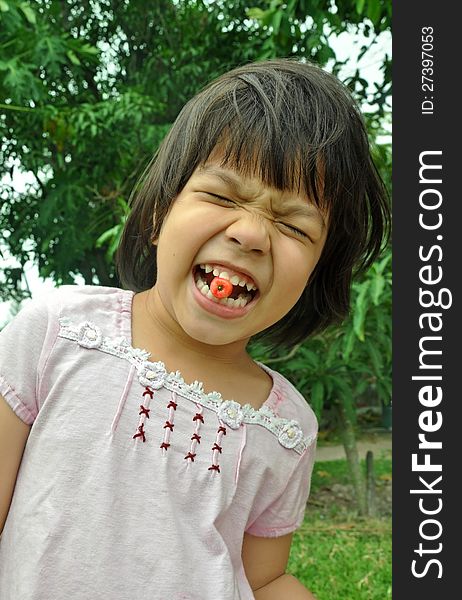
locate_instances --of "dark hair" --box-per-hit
[116,58,390,348]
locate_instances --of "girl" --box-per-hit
[0,59,389,599]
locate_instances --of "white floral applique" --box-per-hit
[138,361,166,389]
[278,420,304,449]
[77,322,103,349]
[218,400,245,430]
[58,318,316,454]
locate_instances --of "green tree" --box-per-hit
[1,0,391,512]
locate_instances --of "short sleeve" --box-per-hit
[0,294,59,424]
[245,437,317,538]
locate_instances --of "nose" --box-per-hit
[225,212,271,254]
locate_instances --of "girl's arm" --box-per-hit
[242,532,316,599]
[0,395,31,535]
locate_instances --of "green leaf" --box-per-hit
[342,326,356,361]
[367,0,382,25]
[376,379,392,403]
[66,50,81,66]
[326,336,341,366]
[80,43,100,56]
[271,9,283,34]
[356,0,366,14]
[0,0,9,12]
[324,376,333,399]
[246,7,267,20]
[19,2,36,24]
[310,380,324,417]
[299,347,321,369]
[329,375,352,400]
[246,8,276,27]
[316,44,336,65]
[365,338,383,375]
[371,272,385,305]
[96,225,120,247]
[285,358,313,372]
[353,281,370,341]
[355,379,369,395]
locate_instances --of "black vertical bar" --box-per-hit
[394,1,460,596]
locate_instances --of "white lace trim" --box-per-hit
[58,318,316,454]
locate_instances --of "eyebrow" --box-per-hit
[198,165,326,230]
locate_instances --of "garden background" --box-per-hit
[0,1,392,598]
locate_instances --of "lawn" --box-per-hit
[288,458,392,600]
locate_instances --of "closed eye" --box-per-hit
[208,193,236,205]
[205,192,312,240]
[279,222,310,239]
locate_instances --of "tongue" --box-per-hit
[210,277,234,299]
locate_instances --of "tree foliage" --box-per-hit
[1,0,390,299]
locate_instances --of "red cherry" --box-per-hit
[210,277,233,299]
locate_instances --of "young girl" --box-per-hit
[0,59,389,599]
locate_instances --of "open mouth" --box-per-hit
[193,263,259,308]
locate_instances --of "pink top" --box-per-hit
[0,285,317,600]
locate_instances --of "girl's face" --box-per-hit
[152,158,328,348]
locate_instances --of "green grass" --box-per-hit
[310,457,392,494]
[287,459,392,600]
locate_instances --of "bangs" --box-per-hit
[217,127,326,211]
[178,67,354,215]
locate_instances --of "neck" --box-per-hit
[135,287,251,367]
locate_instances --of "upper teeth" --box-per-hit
[199,264,257,291]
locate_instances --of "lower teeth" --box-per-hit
[195,276,252,307]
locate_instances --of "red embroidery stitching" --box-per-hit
[208,421,226,473]
[158,392,177,451]
[143,387,154,399]
[184,404,203,466]
[133,424,146,442]
[139,405,150,418]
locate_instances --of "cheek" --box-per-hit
[281,273,310,309]
[276,245,316,295]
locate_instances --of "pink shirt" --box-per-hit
[0,285,317,600]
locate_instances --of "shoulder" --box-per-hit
[43,284,132,313]
[29,284,132,321]
[53,284,134,339]
[4,285,134,340]
[260,363,318,444]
